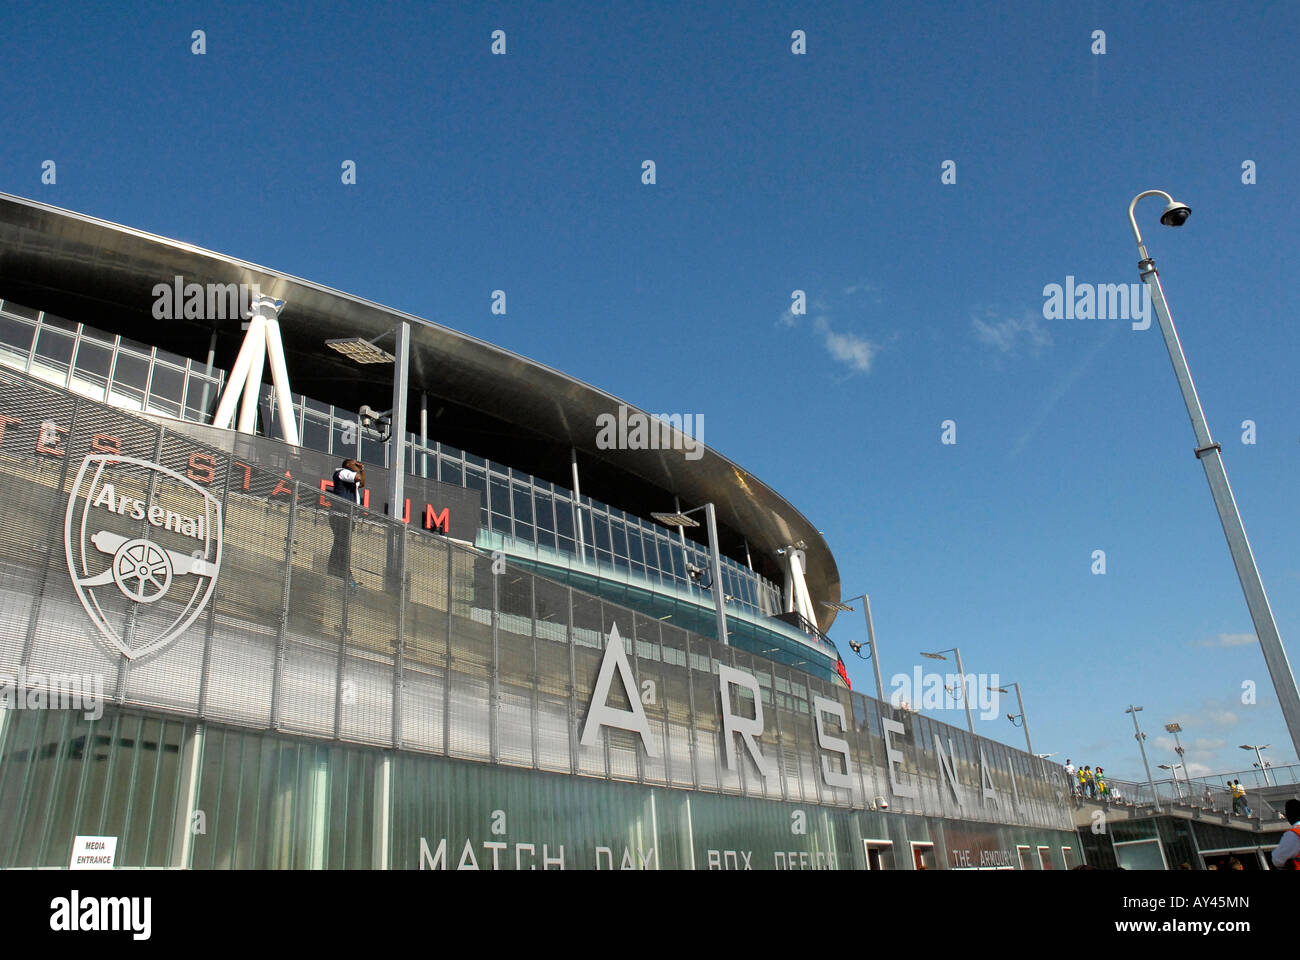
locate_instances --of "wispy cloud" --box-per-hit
[1207,709,1240,729]
[1191,632,1255,649]
[971,309,1052,354]
[815,317,877,374]
[779,285,880,375]
[1007,322,1119,460]
[843,281,883,302]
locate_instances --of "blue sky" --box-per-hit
[3,0,1298,784]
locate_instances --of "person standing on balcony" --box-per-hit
[328,458,364,584]
[1270,799,1300,869]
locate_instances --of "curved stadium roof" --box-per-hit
[0,192,842,633]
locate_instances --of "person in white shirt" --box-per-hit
[1064,760,1076,797]
[1271,799,1300,869]
[328,458,365,582]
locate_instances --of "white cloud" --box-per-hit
[1191,632,1255,648]
[1185,762,1213,777]
[843,282,883,302]
[971,309,1052,354]
[1207,710,1240,729]
[815,317,877,374]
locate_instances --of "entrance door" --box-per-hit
[863,840,894,870]
[912,842,936,871]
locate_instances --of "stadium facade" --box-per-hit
[0,193,1080,869]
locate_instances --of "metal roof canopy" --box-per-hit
[0,192,842,632]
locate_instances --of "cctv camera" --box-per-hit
[849,640,862,654]
[1159,201,1191,227]
[1007,713,1015,722]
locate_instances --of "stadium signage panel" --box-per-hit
[64,454,222,661]
[582,624,1026,810]
[0,410,477,538]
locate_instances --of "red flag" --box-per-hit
[836,657,852,689]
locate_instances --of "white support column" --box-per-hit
[211,314,264,430]
[211,296,300,446]
[787,549,818,627]
[236,320,266,434]
[263,304,300,446]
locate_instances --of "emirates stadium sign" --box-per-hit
[64,454,223,660]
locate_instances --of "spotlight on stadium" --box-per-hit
[358,405,392,441]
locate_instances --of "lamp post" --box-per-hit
[1126,704,1161,813]
[1129,189,1300,763]
[1158,763,1187,801]
[1239,743,1273,787]
[989,681,1032,754]
[920,647,974,734]
[651,504,728,647]
[824,593,886,702]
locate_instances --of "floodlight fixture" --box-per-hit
[651,511,700,528]
[326,336,395,365]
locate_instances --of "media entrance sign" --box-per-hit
[64,454,222,660]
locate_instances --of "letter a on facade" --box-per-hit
[580,622,659,756]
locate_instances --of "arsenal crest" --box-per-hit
[64,454,223,660]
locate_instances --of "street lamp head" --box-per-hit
[1159,200,1191,227]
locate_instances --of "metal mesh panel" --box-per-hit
[687,637,721,792]
[657,624,696,789]
[531,575,573,773]
[338,648,394,746]
[495,570,535,768]
[775,666,806,802]
[630,612,668,785]
[400,539,450,753]
[571,591,606,778]
[0,364,1077,835]
[445,549,491,761]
